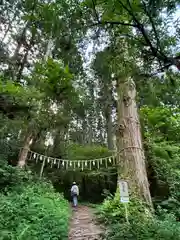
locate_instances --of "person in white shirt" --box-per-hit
[70,182,79,207]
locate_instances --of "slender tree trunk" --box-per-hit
[45,38,54,60]
[18,132,33,168]
[52,128,66,158]
[2,13,17,41]
[16,31,36,81]
[82,120,87,145]
[97,116,104,144]
[116,78,152,207]
[87,113,94,145]
[9,24,28,80]
[105,106,114,150]
[112,134,117,151]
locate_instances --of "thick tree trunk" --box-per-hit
[116,78,152,207]
[18,132,33,168]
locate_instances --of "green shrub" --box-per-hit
[0,161,70,240]
[0,182,70,240]
[97,193,180,239]
[96,192,149,224]
[106,213,180,240]
[0,160,35,193]
[66,143,112,160]
[155,198,180,220]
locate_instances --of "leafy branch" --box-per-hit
[90,0,180,71]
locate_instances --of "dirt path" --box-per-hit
[68,205,103,240]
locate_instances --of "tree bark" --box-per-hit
[18,132,33,168]
[52,128,66,158]
[116,78,152,207]
[105,105,114,150]
[16,31,36,81]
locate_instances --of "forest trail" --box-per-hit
[68,205,104,240]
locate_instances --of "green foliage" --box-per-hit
[96,192,150,225]
[1,2,180,240]
[0,139,19,162]
[157,198,180,220]
[141,105,180,218]
[0,183,70,240]
[106,213,180,240]
[66,143,112,160]
[33,58,74,101]
[0,161,70,240]
[98,194,180,239]
[147,141,180,219]
[0,161,32,193]
[0,78,42,105]
[84,0,180,69]
[141,106,180,141]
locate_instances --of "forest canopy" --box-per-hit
[1,0,180,239]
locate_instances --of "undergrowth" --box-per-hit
[0,159,70,240]
[96,192,180,240]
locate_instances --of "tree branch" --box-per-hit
[117,0,169,65]
[91,20,137,27]
[141,2,160,52]
[90,0,137,27]
[91,0,100,23]
[90,0,179,70]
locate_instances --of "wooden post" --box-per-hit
[124,203,129,224]
[39,158,46,179]
[40,145,49,179]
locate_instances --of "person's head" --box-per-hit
[72,181,76,185]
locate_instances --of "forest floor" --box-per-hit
[68,205,104,240]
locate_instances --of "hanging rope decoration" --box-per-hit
[24,148,118,171]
